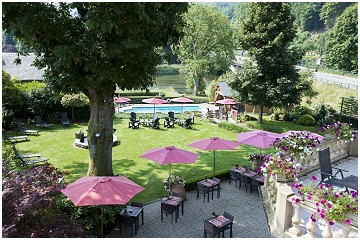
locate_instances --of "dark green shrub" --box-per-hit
[296,114,316,126]
[274,112,280,121]
[240,115,257,122]
[283,111,301,122]
[156,65,180,75]
[294,106,312,115]
[245,122,283,133]
[218,122,249,133]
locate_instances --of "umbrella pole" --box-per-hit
[101,205,104,238]
[169,164,172,194]
[213,150,216,177]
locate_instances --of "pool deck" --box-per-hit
[117,103,218,115]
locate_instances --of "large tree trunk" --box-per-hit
[86,87,115,176]
[258,106,264,123]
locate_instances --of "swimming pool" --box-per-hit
[123,105,201,114]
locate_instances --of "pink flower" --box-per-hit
[329,221,334,226]
[310,176,317,181]
[345,219,351,225]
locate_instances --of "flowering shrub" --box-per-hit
[272,131,321,159]
[2,164,86,237]
[317,121,357,142]
[291,176,358,225]
[260,153,302,179]
[163,175,185,191]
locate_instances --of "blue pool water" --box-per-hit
[124,105,201,113]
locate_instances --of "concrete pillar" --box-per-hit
[349,137,358,156]
[274,183,294,236]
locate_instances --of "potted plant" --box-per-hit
[272,131,321,160]
[260,153,302,182]
[248,154,265,171]
[163,175,186,200]
[291,176,358,227]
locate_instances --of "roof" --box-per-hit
[216,81,232,97]
[2,52,45,81]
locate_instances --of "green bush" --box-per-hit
[156,65,180,75]
[296,114,316,126]
[245,121,283,133]
[294,106,312,115]
[283,111,301,122]
[218,122,249,133]
[240,115,257,122]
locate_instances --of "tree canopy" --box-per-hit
[231,2,306,122]
[324,3,358,73]
[176,4,234,95]
[3,2,188,176]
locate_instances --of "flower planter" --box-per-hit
[171,184,186,200]
[275,173,289,183]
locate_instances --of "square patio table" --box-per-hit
[119,206,144,233]
[205,215,232,237]
[232,167,257,178]
[336,175,358,191]
[198,179,220,200]
[161,195,184,219]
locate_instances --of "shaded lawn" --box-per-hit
[10,117,281,204]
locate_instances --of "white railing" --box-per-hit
[285,197,358,238]
[262,138,357,238]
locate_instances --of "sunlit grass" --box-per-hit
[12,117,275,204]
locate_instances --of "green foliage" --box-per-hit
[156,64,180,75]
[176,4,234,95]
[324,4,358,73]
[18,81,46,92]
[239,114,257,122]
[290,2,325,32]
[56,196,121,237]
[217,122,249,133]
[283,112,300,122]
[2,71,25,112]
[60,93,89,108]
[320,2,354,29]
[231,3,306,123]
[206,80,218,102]
[296,114,316,126]
[245,121,284,134]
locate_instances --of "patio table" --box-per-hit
[198,179,220,200]
[232,167,257,178]
[119,206,144,234]
[161,195,184,219]
[205,215,232,237]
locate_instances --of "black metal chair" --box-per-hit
[168,111,177,121]
[222,212,234,238]
[238,174,251,192]
[161,202,178,223]
[203,220,222,238]
[164,117,175,128]
[212,177,221,198]
[318,147,349,191]
[250,177,264,197]
[130,202,144,229]
[181,118,192,129]
[60,112,71,126]
[128,112,140,129]
[196,182,210,203]
[229,170,240,187]
[119,214,137,237]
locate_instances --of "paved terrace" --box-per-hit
[107,156,358,238]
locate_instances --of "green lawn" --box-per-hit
[8,116,317,204]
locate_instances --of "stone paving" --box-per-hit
[107,156,358,238]
[107,179,270,238]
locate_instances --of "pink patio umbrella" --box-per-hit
[172,97,194,114]
[114,97,131,103]
[140,146,199,190]
[142,97,168,114]
[281,130,324,141]
[237,130,282,154]
[188,137,240,176]
[61,176,144,237]
[114,97,131,113]
[216,98,237,105]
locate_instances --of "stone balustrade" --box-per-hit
[262,138,357,238]
[284,196,358,238]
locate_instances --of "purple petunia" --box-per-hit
[329,221,334,226]
[345,219,351,225]
[310,176,317,181]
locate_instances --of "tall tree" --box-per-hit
[3,2,188,176]
[324,3,358,73]
[176,4,234,95]
[231,3,305,123]
[320,2,354,29]
[290,2,325,32]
